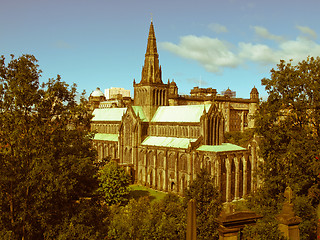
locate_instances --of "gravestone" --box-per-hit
[277,187,301,240]
[217,208,262,240]
[186,199,197,240]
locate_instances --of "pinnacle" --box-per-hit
[139,20,162,84]
[146,21,157,56]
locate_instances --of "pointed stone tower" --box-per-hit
[141,20,162,84]
[134,20,169,121]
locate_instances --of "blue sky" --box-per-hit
[1,0,320,99]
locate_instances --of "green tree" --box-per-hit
[224,128,254,147]
[252,57,320,239]
[98,160,131,206]
[54,199,110,240]
[185,169,223,240]
[255,57,320,199]
[108,196,151,240]
[293,195,318,240]
[148,193,186,239]
[242,216,286,240]
[0,54,101,239]
[108,193,186,240]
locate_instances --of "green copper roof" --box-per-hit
[151,104,211,123]
[197,143,246,152]
[93,133,119,141]
[92,108,126,122]
[142,136,197,149]
[132,106,148,122]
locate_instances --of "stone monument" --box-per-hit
[277,186,301,240]
[186,199,197,240]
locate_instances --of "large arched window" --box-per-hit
[179,154,188,172]
[139,150,144,164]
[221,158,227,202]
[147,151,155,167]
[239,157,244,198]
[231,157,236,200]
[247,156,252,194]
[168,153,176,170]
[194,156,201,174]
[158,152,165,169]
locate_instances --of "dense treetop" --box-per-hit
[247,57,320,239]
[255,56,320,200]
[0,54,100,239]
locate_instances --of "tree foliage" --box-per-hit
[292,195,318,240]
[0,54,101,239]
[148,193,186,239]
[185,169,223,240]
[98,160,131,206]
[255,57,320,199]
[224,128,255,147]
[252,57,320,238]
[108,194,186,240]
[108,196,152,239]
[242,216,286,240]
[54,199,109,240]
[107,169,224,239]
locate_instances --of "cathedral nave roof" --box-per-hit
[151,104,211,123]
[92,108,127,122]
[141,136,197,149]
[93,133,118,141]
[197,143,246,152]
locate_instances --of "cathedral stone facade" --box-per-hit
[90,21,261,202]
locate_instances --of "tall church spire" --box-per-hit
[134,20,169,121]
[140,21,162,84]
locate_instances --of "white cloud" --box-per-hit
[161,26,320,73]
[238,43,278,64]
[161,35,240,73]
[296,25,317,40]
[208,23,228,34]
[253,26,285,42]
[279,37,320,61]
[239,36,320,65]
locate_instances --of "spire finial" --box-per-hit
[151,13,153,23]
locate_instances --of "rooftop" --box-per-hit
[91,87,104,97]
[151,104,211,123]
[132,106,148,122]
[92,108,126,121]
[197,143,246,152]
[93,133,119,141]
[142,136,197,149]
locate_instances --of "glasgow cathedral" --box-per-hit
[89,21,261,202]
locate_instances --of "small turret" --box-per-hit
[89,87,106,110]
[250,86,259,100]
[248,86,259,128]
[90,87,104,97]
[222,87,236,98]
[168,80,178,97]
